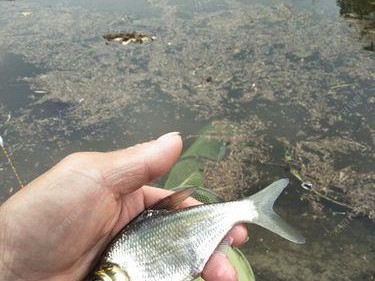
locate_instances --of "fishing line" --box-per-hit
[0,135,24,189]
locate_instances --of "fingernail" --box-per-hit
[157,132,181,140]
[244,236,250,243]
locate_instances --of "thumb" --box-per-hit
[99,131,182,195]
[18,132,182,201]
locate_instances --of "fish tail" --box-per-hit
[247,178,305,244]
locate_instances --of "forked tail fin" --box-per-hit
[248,178,305,244]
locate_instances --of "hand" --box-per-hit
[0,132,248,281]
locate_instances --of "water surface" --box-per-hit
[0,0,374,280]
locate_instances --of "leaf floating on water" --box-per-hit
[6,113,11,123]
[103,32,156,45]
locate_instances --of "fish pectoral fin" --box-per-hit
[150,187,196,210]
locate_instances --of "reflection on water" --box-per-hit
[0,0,374,280]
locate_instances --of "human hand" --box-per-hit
[0,132,248,281]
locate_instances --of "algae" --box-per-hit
[0,0,374,279]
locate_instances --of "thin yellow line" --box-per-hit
[1,145,24,189]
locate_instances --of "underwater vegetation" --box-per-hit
[0,0,374,280]
[337,0,375,51]
[337,0,375,19]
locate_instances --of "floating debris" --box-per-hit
[6,112,11,123]
[301,181,313,191]
[20,11,32,17]
[103,32,156,45]
[33,90,47,94]
[0,1,374,280]
[204,76,212,83]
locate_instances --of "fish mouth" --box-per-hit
[94,263,130,281]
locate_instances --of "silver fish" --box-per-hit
[87,179,305,281]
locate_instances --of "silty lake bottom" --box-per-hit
[0,0,374,280]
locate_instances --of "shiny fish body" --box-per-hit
[89,179,305,281]
[100,201,254,281]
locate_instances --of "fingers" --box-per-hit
[226,225,248,247]
[201,226,248,281]
[202,252,237,281]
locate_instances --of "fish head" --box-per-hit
[94,263,130,281]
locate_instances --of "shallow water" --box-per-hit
[0,0,374,280]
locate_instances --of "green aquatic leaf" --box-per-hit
[165,124,224,189]
[164,123,256,281]
[284,149,292,162]
[227,248,255,280]
[290,167,303,182]
[193,247,255,281]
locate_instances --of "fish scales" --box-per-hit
[103,202,249,281]
[87,179,305,281]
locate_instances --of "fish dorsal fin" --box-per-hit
[150,187,195,210]
[172,185,224,204]
[131,187,195,225]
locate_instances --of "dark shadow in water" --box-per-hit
[0,52,42,111]
[337,0,375,51]
[337,0,375,19]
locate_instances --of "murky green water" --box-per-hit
[0,0,374,280]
